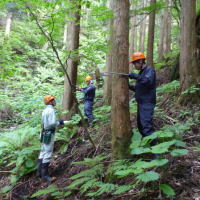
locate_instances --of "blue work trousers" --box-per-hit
[137,103,155,137]
[84,100,94,123]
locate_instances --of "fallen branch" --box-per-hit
[0,171,16,174]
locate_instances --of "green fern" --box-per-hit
[113,185,133,195]
[31,185,58,198]
[71,164,104,180]
[73,155,107,167]
[67,177,93,189]
[80,179,101,194]
[87,183,116,197]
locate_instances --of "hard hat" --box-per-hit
[130,52,146,63]
[44,95,55,104]
[85,76,93,81]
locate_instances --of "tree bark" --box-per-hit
[163,0,172,56]
[103,1,114,105]
[111,0,132,159]
[147,0,156,66]
[129,8,136,59]
[178,0,200,104]
[63,22,68,49]
[158,12,165,61]
[62,0,81,120]
[139,0,147,53]
[158,0,172,61]
[5,12,12,36]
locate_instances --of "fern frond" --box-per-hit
[80,179,101,194]
[73,155,107,167]
[113,185,133,195]
[67,177,92,189]
[70,164,104,180]
[31,184,58,198]
[87,183,116,197]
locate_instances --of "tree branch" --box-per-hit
[26,5,96,149]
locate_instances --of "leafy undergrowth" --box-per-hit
[0,82,200,200]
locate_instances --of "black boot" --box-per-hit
[36,159,42,177]
[41,163,52,182]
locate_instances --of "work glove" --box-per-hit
[129,73,138,79]
[59,120,64,125]
[63,120,73,125]
[76,88,83,91]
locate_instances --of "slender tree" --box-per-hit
[111,0,132,159]
[139,0,147,53]
[5,12,12,36]
[178,0,200,104]
[147,0,156,66]
[62,0,81,119]
[129,4,137,60]
[103,0,114,105]
[158,0,172,61]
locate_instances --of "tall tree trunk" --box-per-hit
[158,12,165,61]
[129,7,136,59]
[111,0,132,159]
[63,23,68,49]
[103,1,114,105]
[139,0,147,53]
[62,0,81,120]
[140,16,147,53]
[178,0,200,104]
[163,0,172,56]
[147,0,156,66]
[5,12,12,36]
[158,0,172,61]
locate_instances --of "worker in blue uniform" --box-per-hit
[127,52,156,137]
[77,76,96,124]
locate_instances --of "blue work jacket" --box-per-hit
[82,83,96,102]
[129,66,156,104]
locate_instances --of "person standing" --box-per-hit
[37,95,66,182]
[127,52,156,137]
[77,76,96,125]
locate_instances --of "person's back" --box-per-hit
[83,82,96,102]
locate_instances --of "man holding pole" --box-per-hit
[125,52,156,137]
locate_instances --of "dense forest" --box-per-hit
[0,0,200,199]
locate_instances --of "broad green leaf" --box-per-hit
[160,184,175,196]
[133,159,168,169]
[25,160,35,168]
[0,186,13,194]
[136,171,160,183]
[130,131,142,149]
[115,168,143,177]
[140,132,157,146]
[151,140,176,154]
[175,140,186,147]
[156,130,174,138]
[170,149,188,157]
[131,147,151,155]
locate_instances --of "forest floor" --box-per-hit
[1,101,200,200]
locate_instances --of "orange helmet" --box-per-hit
[44,95,55,104]
[130,52,146,63]
[85,76,93,81]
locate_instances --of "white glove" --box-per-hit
[63,120,72,125]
